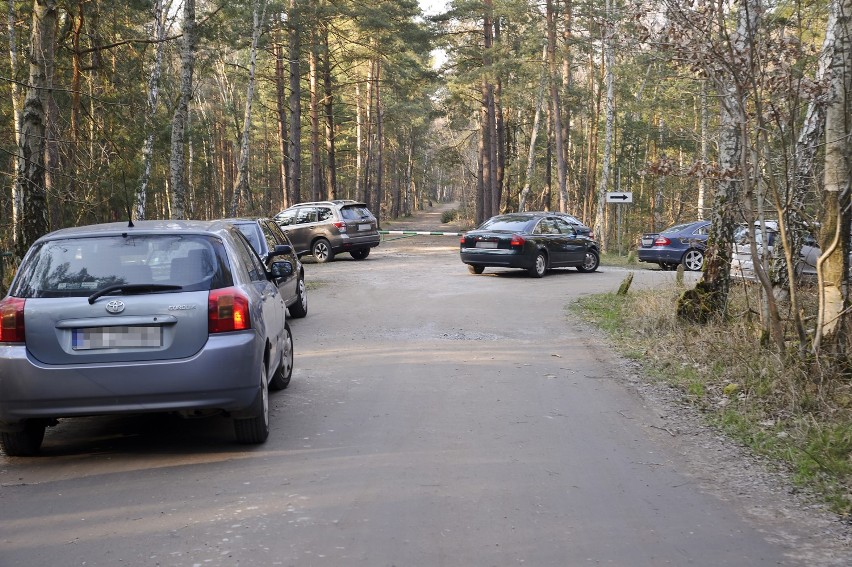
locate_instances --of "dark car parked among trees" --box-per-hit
[460,212,600,278]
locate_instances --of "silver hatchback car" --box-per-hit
[0,220,294,455]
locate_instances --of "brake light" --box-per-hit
[0,297,26,343]
[510,234,526,247]
[588,231,596,240]
[653,236,671,246]
[208,288,251,333]
[333,221,347,233]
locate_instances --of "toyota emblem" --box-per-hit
[105,299,125,314]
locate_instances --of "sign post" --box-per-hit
[606,191,632,255]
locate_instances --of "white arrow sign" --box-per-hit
[606,192,633,203]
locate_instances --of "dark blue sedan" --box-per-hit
[460,212,600,277]
[637,220,710,271]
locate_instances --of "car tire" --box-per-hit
[289,275,308,319]
[0,421,46,456]
[234,364,270,444]
[468,264,484,275]
[528,252,547,278]
[577,250,600,272]
[350,248,370,260]
[682,249,704,271]
[311,239,334,263]
[270,322,294,391]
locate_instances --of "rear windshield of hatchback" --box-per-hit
[11,234,230,298]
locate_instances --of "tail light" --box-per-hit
[0,297,26,343]
[333,221,347,233]
[653,236,671,246]
[208,288,251,333]
[510,234,526,247]
[588,231,596,240]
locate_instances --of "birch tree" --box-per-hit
[230,0,267,217]
[7,0,22,242]
[595,0,615,252]
[169,0,196,219]
[815,0,852,353]
[136,0,168,220]
[15,0,56,256]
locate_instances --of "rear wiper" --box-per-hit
[88,284,184,304]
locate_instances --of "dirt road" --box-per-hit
[1,204,849,566]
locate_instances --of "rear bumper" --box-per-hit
[337,233,381,251]
[637,248,683,264]
[460,249,532,269]
[0,332,262,429]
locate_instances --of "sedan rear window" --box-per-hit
[11,234,231,298]
[478,217,533,232]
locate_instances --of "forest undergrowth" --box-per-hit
[575,263,852,517]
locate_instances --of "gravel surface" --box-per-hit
[391,202,852,563]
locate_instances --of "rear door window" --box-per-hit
[275,209,297,226]
[295,207,318,224]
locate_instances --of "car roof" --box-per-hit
[35,219,234,242]
[282,200,367,209]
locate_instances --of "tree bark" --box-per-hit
[595,0,615,252]
[546,0,568,212]
[322,23,337,200]
[230,0,266,217]
[519,44,549,212]
[15,0,56,256]
[136,0,166,220]
[308,28,322,201]
[274,30,290,210]
[815,0,852,354]
[678,0,755,323]
[7,0,23,242]
[288,0,302,205]
[169,0,196,219]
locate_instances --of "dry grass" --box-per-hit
[573,280,852,516]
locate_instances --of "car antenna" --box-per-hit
[122,172,135,228]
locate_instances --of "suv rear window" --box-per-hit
[340,205,373,220]
[11,234,230,298]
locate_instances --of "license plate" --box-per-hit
[476,241,498,249]
[358,223,372,231]
[641,238,654,247]
[73,326,162,350]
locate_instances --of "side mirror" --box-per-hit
[270,260,294,279]
[267,243,293,262]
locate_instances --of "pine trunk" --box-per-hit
[288,0,302,205]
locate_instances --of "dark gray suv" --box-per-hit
[274,200,381,262]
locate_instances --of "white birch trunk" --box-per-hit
[230,0,267,217]
[7,0,22,241]
[519,44,548,212]
[169,0,195,219]
[15,0,56,256]
[595,0,615,252]
[815,0,852,351]
[136,0,167,220]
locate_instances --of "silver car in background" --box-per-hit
[0,220,294,456]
